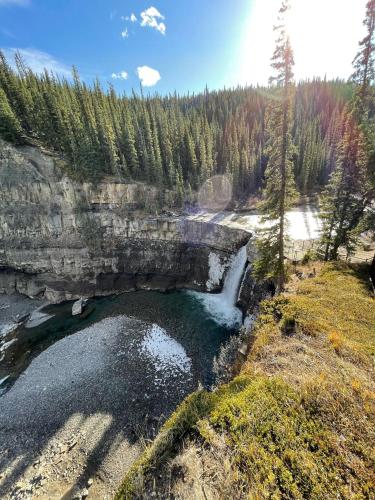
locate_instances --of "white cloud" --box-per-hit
[140,6,166,35]
[136,65,161,86]
[2,47,71,76]
[122,13,137,22]
[142,6,162,18]
[111,71,128,80]
[0,0,29,6]
[121,28,129,39]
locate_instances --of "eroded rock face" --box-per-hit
[237,264,274,313]
[235,241,275,314]
[0,140,251,301]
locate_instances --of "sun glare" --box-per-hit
[237,0,367,86]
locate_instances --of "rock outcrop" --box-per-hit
[0,140,251,302]
[237,264,274,313]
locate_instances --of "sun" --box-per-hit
[236,0,367,86]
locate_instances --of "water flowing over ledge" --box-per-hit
[189,245,248,328]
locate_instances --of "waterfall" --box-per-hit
[189,245,248,328]
[220,245,248,308]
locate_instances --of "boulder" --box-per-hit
[72,298,87,316]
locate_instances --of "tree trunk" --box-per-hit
[331,198,350,260]
[278,88,289,291]
[324,221,334,261]
[370,253,375,285]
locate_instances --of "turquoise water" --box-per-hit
[1,290,238,393]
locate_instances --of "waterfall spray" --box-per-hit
[189,245,248,328]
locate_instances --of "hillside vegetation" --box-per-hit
[117,263,375,499]
[0,51,353,204]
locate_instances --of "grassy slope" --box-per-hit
[117,263,375,499]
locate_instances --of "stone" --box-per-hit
[72,298,87,316]
[238,343,248,356]
[72,298,82,316]
[237,264,272,313]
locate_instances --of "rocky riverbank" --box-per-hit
[0,294,45,349]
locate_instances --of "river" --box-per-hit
[188,204,321,241]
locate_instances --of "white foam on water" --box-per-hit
[0,338,17,352]
[140,324,192,374]
[190,206,321,242]
[0,323,17,338]
[190,245,248,328]
[286,207,321,240]
[191,292,242,328]
[26,309,54,329]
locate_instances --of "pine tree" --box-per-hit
[321,0,375,260]
[320,111,368,259]
[0,87,22,142]
[0,47,363,213]
[120,101,139,178]
[355,2,375,268]
[157,111,175,187]
[183,130,198,189]
[351,0,375,120]
[151,114,164,186]
[254,0,297,290]
[0,51,32,132]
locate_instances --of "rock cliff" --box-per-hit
[0,140,251,302]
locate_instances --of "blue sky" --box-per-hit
[0,0,368,95]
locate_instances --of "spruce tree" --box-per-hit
[120,102,139,178]
[0,87,22,143]
[321,0,375,260]
[351,0,375,120]
[254,0,297,290]
[320,112,368,260]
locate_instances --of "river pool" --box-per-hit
[0,288,241,498]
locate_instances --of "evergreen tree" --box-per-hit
[0,87,22,142]
[320,112,368,259]
[0,48,363,212]
[321,0,375,260]
[351,0,375,120]
[254,0,297,290]
[120,102,139,178]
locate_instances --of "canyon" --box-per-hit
[0,139,260,499]
[0,139,252,303]
[0,139,321,499]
